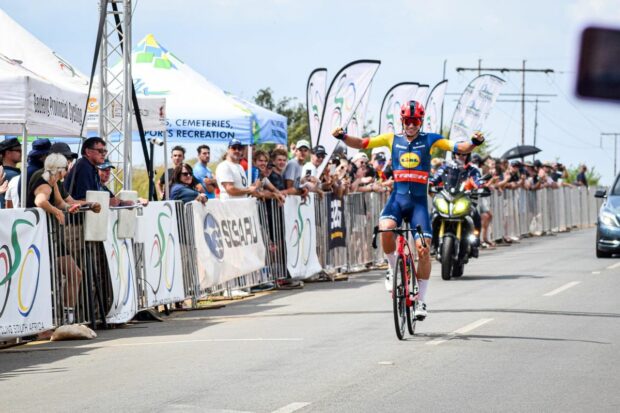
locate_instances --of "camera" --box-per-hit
[576,26,620,102]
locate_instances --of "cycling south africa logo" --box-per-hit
[0,210,42,318]
[109,219,133,310]
[148,203,176,295]
[203,213,224,261]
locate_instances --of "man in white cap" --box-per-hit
[216,138,259,200]
[283,139,311,196]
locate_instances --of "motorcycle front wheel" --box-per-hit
[441,236,454,280]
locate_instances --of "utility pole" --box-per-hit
[456,60,554,145]
[601,133,620,175]
[533,97,539,152]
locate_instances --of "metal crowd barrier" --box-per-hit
[42,186,602,331]
[485,186,601,242]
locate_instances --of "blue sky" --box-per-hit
[2,0,620,184]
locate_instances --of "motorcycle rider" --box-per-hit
[332,100,484,320]
[429,152,483,257]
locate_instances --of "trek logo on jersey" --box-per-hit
[399,152,420,169]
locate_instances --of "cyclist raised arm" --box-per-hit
[332,100,484,320]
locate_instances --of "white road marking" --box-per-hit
[591,271,601,274]
[271,402,311,413]
[543,281,581,297]
[378,361,394,365]
[606,262,620,270]
[426,318,494,346]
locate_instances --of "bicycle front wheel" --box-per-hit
[405,257,417,335]
[393,256,407,340]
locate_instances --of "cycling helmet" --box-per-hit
[400,100,425,122]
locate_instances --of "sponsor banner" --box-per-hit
[346,85,371,158]
[135,202,185,307]
[414,85,430,109]
[283,195,322,279]
[192,198,265,289]
[104,210,138,324]
[327,194,346,249]
[306,68,328,146]
[449,75,504,141]
[86,96,167,132]
[379,82,419,134]
[423,80,448,134]
[0,209,52,339]
[317,60,380,176]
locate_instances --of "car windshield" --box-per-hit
[612,175,620,195]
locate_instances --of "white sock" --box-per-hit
[418,279,429,302]
[386,252,397,273]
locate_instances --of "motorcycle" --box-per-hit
[429,163,491,280]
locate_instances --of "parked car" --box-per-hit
[595,173,620,258]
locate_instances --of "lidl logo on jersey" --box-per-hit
[399,152,420,169]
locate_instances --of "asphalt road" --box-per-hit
[1,228,619,413]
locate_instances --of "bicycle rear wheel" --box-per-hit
[405,257,417,335]
[393,256,407,340]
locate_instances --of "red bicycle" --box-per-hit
[372,224,427,340]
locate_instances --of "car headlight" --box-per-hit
[600,211,620,227]
[434,197,449,214]
[453,198,470,215]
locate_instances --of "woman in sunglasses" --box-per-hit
[170,163,207,204]
[332,100,484,320]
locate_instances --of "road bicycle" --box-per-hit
[372,224,427,340]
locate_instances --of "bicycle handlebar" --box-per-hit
[372,225,427,249]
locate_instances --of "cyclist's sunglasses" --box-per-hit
[402,117,423,126]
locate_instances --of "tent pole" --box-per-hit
[163,130,169,199]
[20,125,27,206]
[247,143,253,187]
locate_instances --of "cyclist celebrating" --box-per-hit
[332,100,484,319]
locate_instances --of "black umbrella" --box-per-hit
[501,145,541,160]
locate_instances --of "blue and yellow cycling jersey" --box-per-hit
[362,132,457,196]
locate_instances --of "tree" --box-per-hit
[253,88,309,145]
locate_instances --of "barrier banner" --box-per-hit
[135,202,185,307]
[104,210,138,324]
[0,209,52,339]
[283,195,322,279]
[192,198,265,289]
[327,194,346,249]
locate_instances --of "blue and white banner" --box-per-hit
[424,80,448,134]
[135,202,185,307]
[0,209,52,339]
[104,210,139,324]
[449,75,504,141]
[307,68,328,146]
[283,195,322,279]
[379,82,419,134]
[192,198,265,290]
